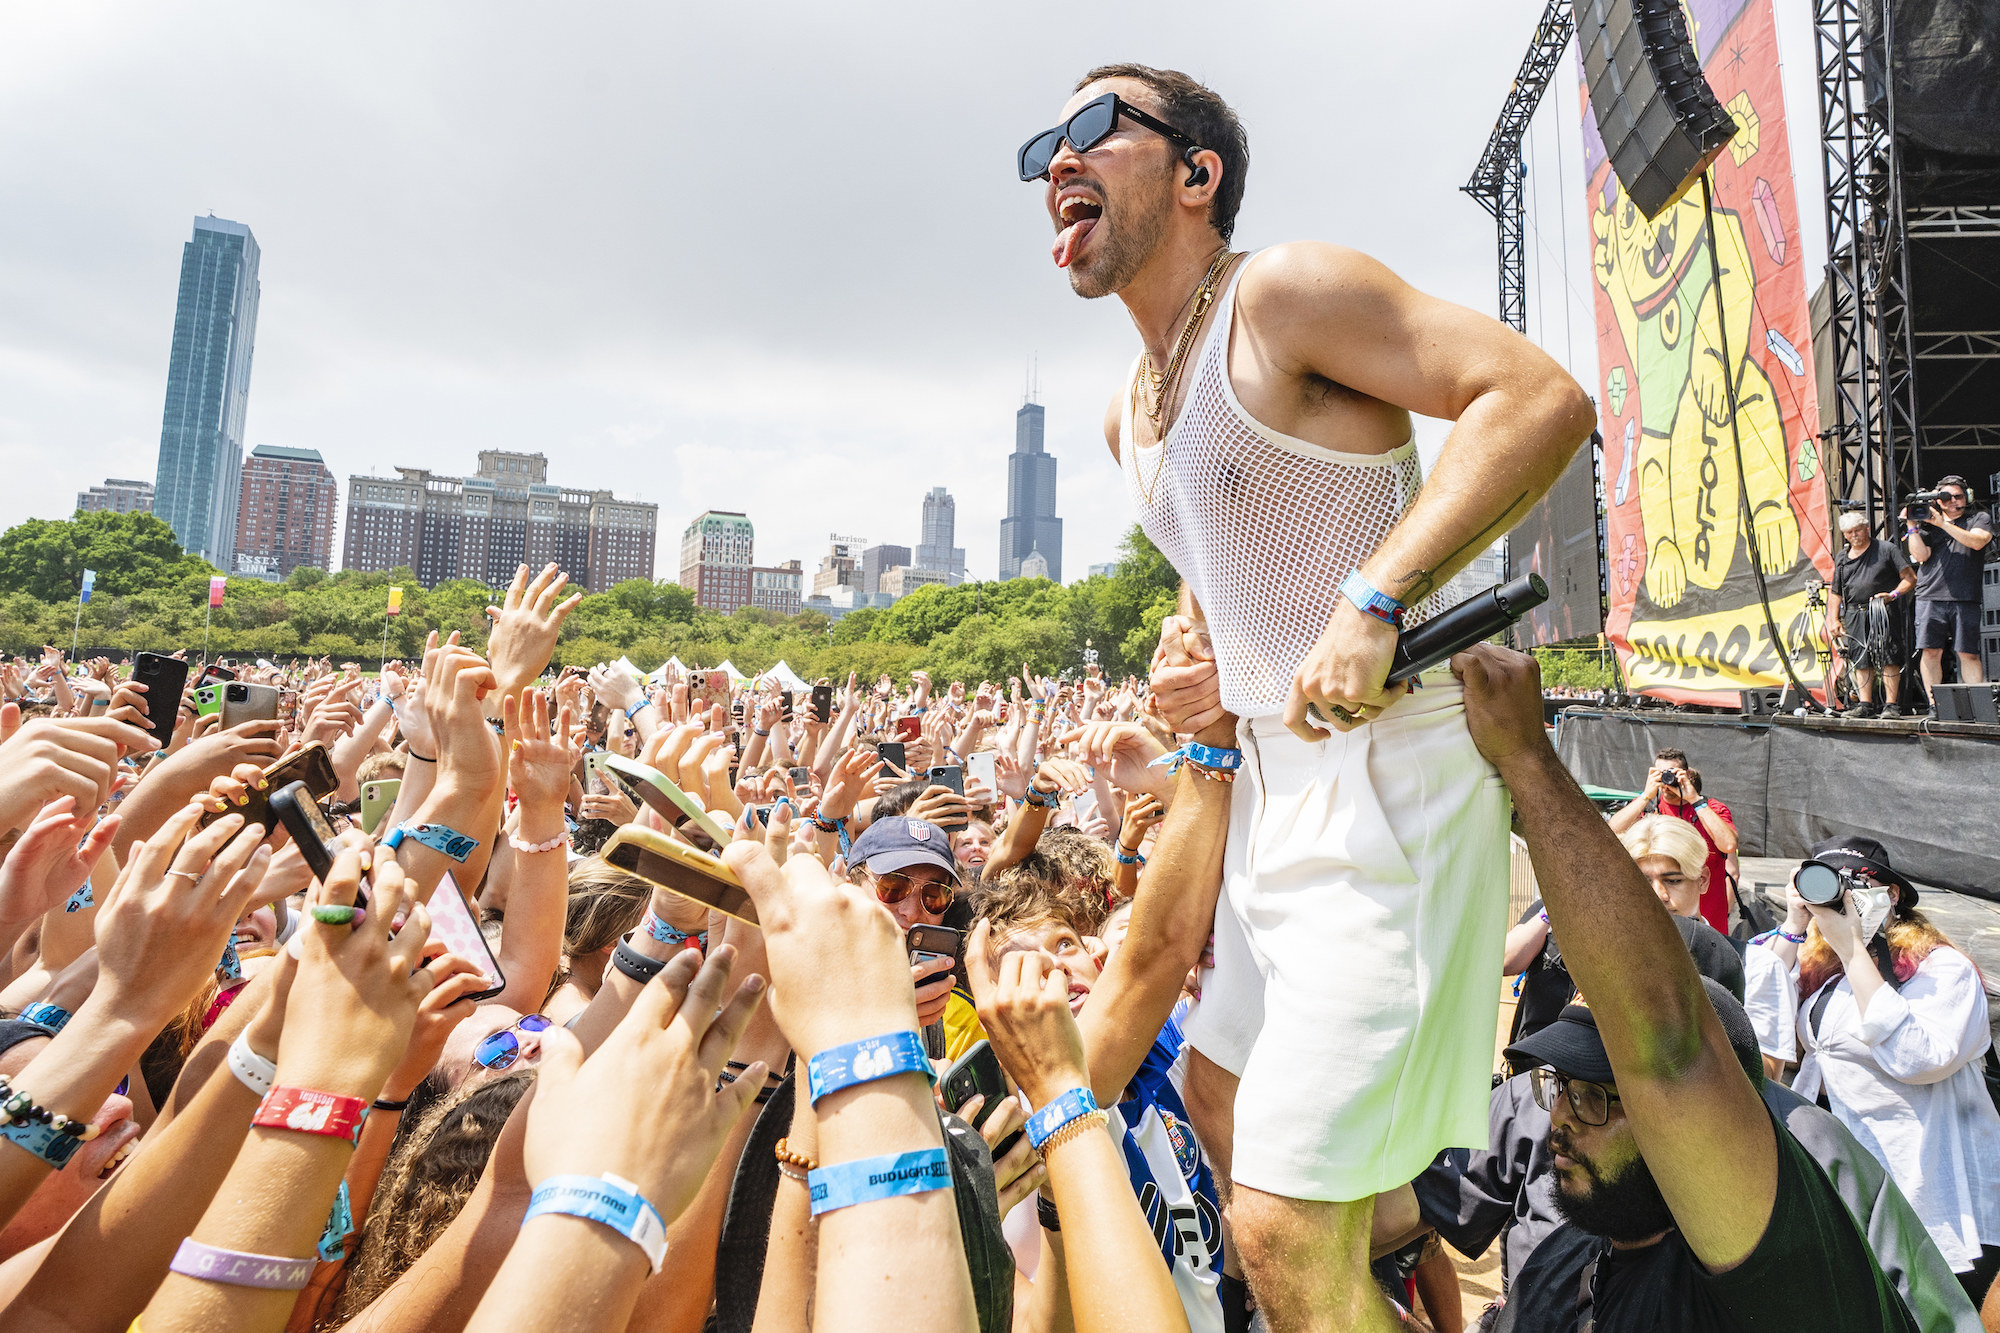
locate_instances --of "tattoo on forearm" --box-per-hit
[1386,491,1531,602]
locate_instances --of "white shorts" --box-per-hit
[1182,676,1512,1203]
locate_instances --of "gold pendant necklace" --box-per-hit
[1134,248,1234,505]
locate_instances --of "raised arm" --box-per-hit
[1453,645,1775,1273]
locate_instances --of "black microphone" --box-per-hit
[1384,573,1549,685]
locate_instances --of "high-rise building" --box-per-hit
[153,215,261,565]
[999,398,1061,582]
[234,445,337,580]
[812,535,866,597]
[751,560,804,616]
[915,487,967,584]
[77,478,156,515]
[1087,562,1122,580]
[880,564,948,599]
[859,544,912,597]
[1019,547,1051,581]
[343,450,656,591]
[678,511,755,611]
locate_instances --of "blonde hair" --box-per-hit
[1620,815,1708,881]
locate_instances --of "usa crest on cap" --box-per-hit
[906,821,931,841]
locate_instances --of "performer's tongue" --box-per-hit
[1052,217,1096,268]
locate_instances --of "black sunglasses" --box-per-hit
[1529,1067,1622,1127]
[1018,93,1200,183]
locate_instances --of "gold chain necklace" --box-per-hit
[1134,247,1234,504]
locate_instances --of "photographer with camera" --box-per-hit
[1903,477,1992,699]
[1829,510,1917,717]
[1607,749,1738,935]
[1764,837,2000,1313]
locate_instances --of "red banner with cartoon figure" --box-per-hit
[1584,0,1836,702]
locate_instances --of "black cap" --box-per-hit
[1808,835,1916,908]
[1673,914,1745,1003]
[1506,1004,1612,1083]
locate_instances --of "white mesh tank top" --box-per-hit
[1122,251,1441,720]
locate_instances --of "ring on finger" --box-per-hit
[163,869,202,884]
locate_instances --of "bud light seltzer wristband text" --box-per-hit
[807,1147,952,1216]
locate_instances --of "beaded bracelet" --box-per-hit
[0,1077,101,1141]
[508,831,566,854]
[1025,1087,1099,1149]
[1038,1108,1110,1156]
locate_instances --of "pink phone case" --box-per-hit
[426,871,502,990]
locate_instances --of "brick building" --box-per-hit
[679,510,755,611]
[233,445,337,580]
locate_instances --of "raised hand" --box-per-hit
[505,691,576,809]
[1147,615,1228,737]
[1061,721,1172,799]
[486,563,583,700]
[819,745,883,823]
[0,716,154,832]
[521,946,765,1224]
[0,797,119,932]
[965,919,1091,1107]
[425,642,504,794]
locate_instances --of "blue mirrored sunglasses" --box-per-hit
[474,1014,553,1071]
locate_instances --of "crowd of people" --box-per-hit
[0,555,1983,1333]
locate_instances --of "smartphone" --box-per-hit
[220,682,281,730]
[895,716,922,742]
[269,781,342,886]
[926,765,968,832]
[360,778,401,835]
[603,825,758,927]
[780,689,794,721]
[811,683,833,724]
[788,765,810,788]
[1073,788,1099,828]
[600,755,733,848]
[941,1039,1021,1158]
[707,670,728,693]
[192,684,224,718]
[875,741,907,774]
[197,664,236,687]
[199,742,338,830]
[425,870,506,1002]
[967,751,996,794]
[582,750,613,795]
[906,923,962,972]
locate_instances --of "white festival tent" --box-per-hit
[759,660,811,692]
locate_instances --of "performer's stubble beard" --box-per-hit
[1067,162,1176,301]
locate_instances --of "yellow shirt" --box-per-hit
[941,988,987,1063]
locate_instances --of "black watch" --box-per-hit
[612,933,669,984]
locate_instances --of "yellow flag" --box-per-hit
[387,587,403,616]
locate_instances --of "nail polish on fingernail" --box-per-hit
[256,779,269,790]
[234,794,249,806]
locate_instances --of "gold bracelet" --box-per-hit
[1037,1109,1109,1157]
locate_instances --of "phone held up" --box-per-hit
[131,651,189,750]
[941,1039,1022,1159]
[811,683,833,724]
[926,765,968,832]
[875,741,907,775]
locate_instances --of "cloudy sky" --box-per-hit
[0,0,1828,583]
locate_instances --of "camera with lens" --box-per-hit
[1904,490,1948,520]
[1795,860,1894,932]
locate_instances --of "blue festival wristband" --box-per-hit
[216,938,243,984]
[318,1178,354,1261]
[641,911,705,951]
[1025,1087,1100,1150]
[0,1119,82,1169]
[525,1173,669,1273]
[1150,741,1243,776]
[18,1003,69,1033]
[384,822,479,863]
[625,699,652,721]
[1115,848,1145,866]
[805,1031,934,1106]
[1340,570,1407,627]
[806,1147,952,1216]
[63,884,91,914]
[1022,783,1060,808]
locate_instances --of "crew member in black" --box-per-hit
[1828,509,1916,717]
[1453,643,1918,1333]
[1905,476,1993,700]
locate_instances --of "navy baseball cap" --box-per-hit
[849,817,959,882]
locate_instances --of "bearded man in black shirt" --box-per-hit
[1452,644,1917,1333]
[1828,509,1916,717]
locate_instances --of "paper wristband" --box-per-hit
[253,1087,369,1143]
[808,1147,952,1216]
[168,1238,315,1290]
[805,1031,934,1105]
[524,1173,668,1273]
[386,822,478,863]
[1149,742,1243,775]
[227,1033,277,1098]
[641,911,701,948]
[62,884,91,914]
[19,1003,69,1033]
[1025,1087,1100,1150]
[318,1178,354,1261]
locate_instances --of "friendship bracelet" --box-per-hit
[641,911,706,951]
[507,830,567,854]
[525,1173,669,1273]
[1025,1087,1099,1149]
[807,1147,952,1216]
[1766,928,1808,945]
[168,1239,316,1291]
[227,1032,278,1098]
[805,1031,934,1106]
[253,1087,369,1143]
[383,821,479,863]
[1038,1109,1110,1157]
[406,749,437,764]
[19,1003,69,1033]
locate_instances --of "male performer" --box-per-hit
[1020,65,1595,1330]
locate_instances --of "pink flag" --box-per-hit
[208,576,226,608]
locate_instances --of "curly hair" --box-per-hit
[327,1071,535,1326]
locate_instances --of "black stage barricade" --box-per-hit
[1556,709,2000,903]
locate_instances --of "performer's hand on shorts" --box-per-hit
[1286,599,1407,742]
[1450,644,1550,769]
[1148,615,1228,736]
[965,919,1091,1107]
